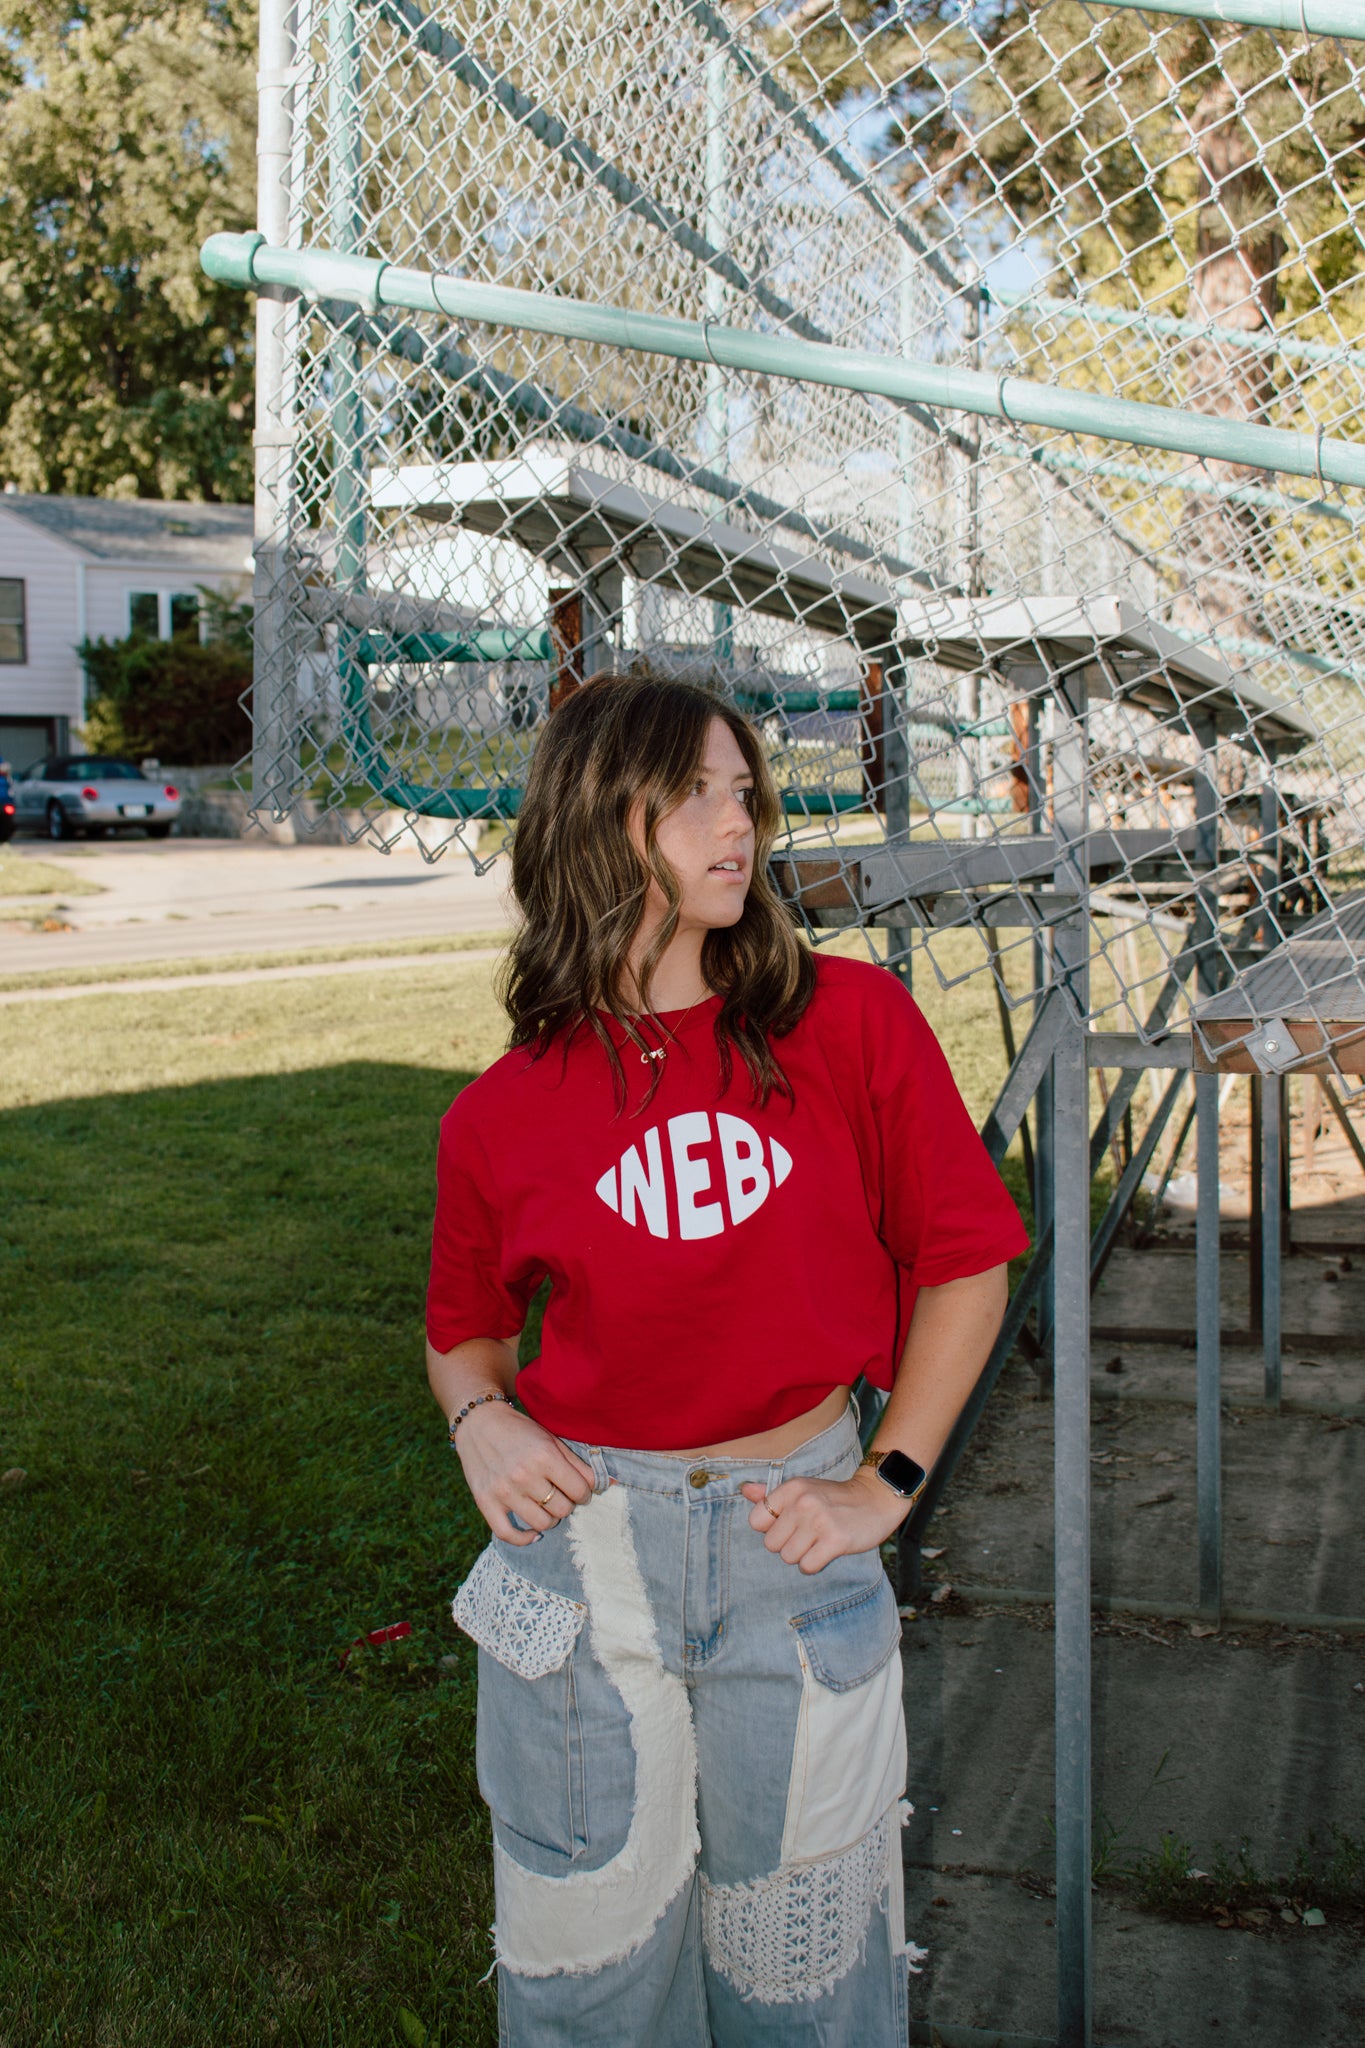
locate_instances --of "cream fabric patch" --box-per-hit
[491,1484,700,1977]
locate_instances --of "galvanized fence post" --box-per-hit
[252,0,301,814]
[1051,663,1092,2048]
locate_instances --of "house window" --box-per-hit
[128,590,203,640]
[0,579,25,663]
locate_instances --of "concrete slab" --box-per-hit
[904,1350,1365,2042]
[905,1860,1365,2047]
[900,1599,1365,2042]
[922,1370,1364,1617]
[1094,1244,1365,1349]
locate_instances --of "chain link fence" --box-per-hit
[214,0,1365,1082]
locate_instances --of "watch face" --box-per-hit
[877,1449,928,1500]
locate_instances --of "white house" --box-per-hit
[0,493,253,769]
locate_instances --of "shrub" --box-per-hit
[79,601,251,766]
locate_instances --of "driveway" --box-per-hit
[0,838,511,974]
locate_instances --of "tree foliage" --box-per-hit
[0,1,257,500]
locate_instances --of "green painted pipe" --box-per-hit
[356,627,554,665]
[987,285,1364,372]
[1028,442,1360,528]
[1091,0,1363,36]
[201,234,1365,490]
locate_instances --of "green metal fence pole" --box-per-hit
[200,235,1365,491]
[1091,0,1365,39]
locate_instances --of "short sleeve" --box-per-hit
[426,1096,534,1352]
[863,972,1029,1285]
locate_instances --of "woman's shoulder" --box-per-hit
[440,1040,544,1135]
[808,949,924,1028]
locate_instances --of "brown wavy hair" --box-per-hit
[499,670,816,1107]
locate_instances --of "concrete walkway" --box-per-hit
[0,947,505,1004]
[0,839,510,974]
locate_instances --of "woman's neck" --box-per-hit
[624,924,710,1012]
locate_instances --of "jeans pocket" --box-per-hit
[455,1544,592,1866]
[790,1573,901,1692]
[452,1543,586,1679]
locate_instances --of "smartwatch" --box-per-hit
[861,1448,929,1505]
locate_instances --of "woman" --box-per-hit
[427,672,1027,2047]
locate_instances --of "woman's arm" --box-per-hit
[739,1262,1009,1574]
[428,1337,597,1546]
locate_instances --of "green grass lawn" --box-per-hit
[0,935,1052,2046]
[0,848,105,900]
[0,959,513,2047]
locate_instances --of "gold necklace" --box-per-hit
[636,991,710,1065]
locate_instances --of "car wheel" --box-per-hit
[146,822,172,840]
[0,820,14,844]
[46,801,71,842]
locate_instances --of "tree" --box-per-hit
[0,0,257,500]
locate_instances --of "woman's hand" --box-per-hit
[740,1469,909,1574]
[455,1402,597,1545]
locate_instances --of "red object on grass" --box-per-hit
[338,1620,412,1671]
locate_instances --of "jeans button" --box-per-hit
[688,1469,710,1488]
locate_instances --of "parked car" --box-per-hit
[13,756,181,840]
[0,762,14,843]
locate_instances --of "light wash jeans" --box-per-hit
[452,1407,915,2047]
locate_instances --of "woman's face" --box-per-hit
[642,716,756,936]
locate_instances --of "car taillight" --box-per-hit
[81,786,98,800]
[164,785,179,800]
[2,803,13,815]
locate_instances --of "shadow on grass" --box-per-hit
[0,1063,497,2048]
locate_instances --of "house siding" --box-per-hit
[0,507,83,723]
[84,566,250,644]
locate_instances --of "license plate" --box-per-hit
[120,804,152,818]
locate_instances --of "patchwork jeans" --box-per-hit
[451,1407,916,2047]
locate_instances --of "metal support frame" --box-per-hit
[1192,715,1222,1618]
[1196,1070,1223,1618]
[1262,1075,1283,1409]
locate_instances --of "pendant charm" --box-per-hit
[640,1047,667,1064]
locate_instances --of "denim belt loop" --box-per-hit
[583,1445,612,1493]
[766,1457,783,1497]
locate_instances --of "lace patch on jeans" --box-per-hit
[452,1545,586,1680]
[701,1810,894,2004]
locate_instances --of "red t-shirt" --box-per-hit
[426,953,1028,1450]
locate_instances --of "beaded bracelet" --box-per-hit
[447,1390,514,1445]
